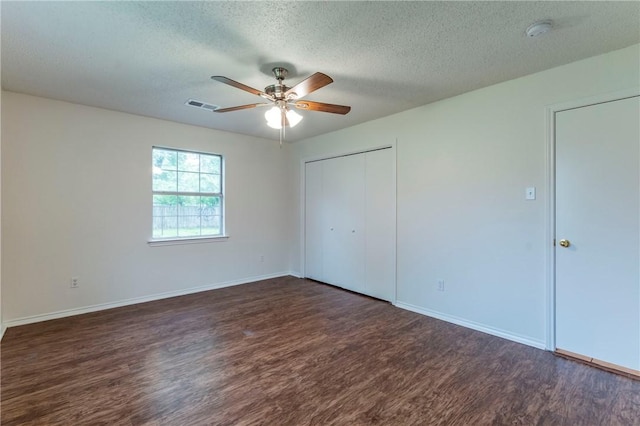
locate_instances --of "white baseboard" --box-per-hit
[4,272,293,329]
[394,301,546,350]
[289,271,303,278]
[1,324,6,341]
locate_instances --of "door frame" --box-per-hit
[299,143,397,303]
[544,87,640,350]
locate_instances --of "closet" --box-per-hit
[304,147,395,302]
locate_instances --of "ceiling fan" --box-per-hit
[211,67,351,143]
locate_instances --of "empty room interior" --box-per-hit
[1,1,640,425]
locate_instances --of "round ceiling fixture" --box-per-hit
[526,20,553,38]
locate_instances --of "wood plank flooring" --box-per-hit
[2,276,639,425]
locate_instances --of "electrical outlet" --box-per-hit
[526,187,536,200]
[437,280,445,292]
[70,277,79,288]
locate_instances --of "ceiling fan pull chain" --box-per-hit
[281,106,286,147]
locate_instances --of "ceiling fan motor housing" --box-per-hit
[266,67,295,100]
[265,84,291,99]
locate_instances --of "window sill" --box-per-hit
[148,235,229,247]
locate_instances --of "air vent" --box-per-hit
[185,99,219,112]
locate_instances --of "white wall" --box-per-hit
[292,44,640,348]
[1,92,293,324]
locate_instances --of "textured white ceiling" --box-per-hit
[2,1,639,142]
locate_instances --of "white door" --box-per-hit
[555,96,640,371]
[322,154,366,292]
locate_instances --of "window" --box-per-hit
[152,147,223,239]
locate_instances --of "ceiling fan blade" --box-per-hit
[211,76,265,97]
[294,100,351,115]
[214,103,269,113]
[285,72,333,99]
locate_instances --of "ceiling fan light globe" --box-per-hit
[266,119,282,129]
[286,109,303,127]
[265,106,282,128]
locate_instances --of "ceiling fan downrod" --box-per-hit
[272,67,288,81]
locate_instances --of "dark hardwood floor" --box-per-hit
[2,276,639,425]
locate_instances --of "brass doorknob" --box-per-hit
[559,239,570,248]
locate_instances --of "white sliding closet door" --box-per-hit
[304,147,396,302]
[304,161,324,281]
[322,154,366,293]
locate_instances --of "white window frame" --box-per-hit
[149,146,227,246]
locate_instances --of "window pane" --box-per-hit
[178,171,199,192]
[178,152,200,172]
[200,174,221,193]
[201,196,221,210]
[153,194,178,208]
[202,195,222,236]
[201,154,221,174]
[178,195,200,210]
[153,195,178,238]
[202,214,221,236]
[177,196,200,237]
[178,216,201,237]
[153,216,177,238]
[152,171,177,191]
[153,148,177,171]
